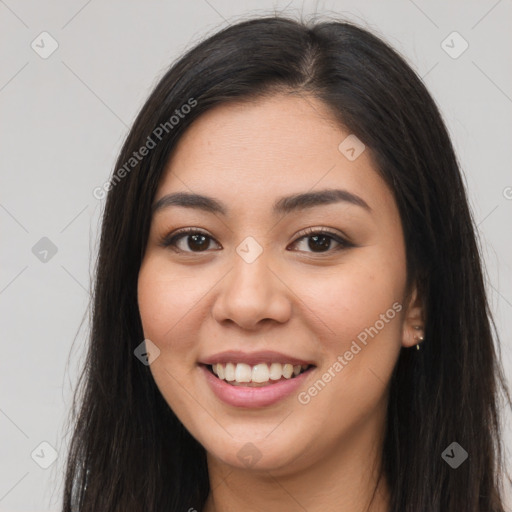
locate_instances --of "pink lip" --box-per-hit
[199,364,315,408]
[199,350,314,367]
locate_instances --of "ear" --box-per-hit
[401,284,425,348]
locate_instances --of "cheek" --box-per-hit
[137,258,206,423]
[137,257,204,355]
[330,252,405,380]
[292,260,404,431]
[295,252,405,344]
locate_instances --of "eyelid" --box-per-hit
[294,226,352,243]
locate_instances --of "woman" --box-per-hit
[62,14,511,512]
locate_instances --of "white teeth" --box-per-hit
[224,362,236,381]
[235,363,252,382]
[216,363,225,380]
[252,363,270,383]
[210,362,310,385]
[269,362,283,380]
[282,363,293,378]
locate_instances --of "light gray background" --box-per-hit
[1,1,511,510]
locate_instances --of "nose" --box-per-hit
[211,249,292,330]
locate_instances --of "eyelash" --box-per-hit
[158,226,354,255]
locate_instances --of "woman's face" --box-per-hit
[138,92,421,474]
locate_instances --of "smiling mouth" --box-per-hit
[204,362,314,387]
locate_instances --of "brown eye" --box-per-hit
[159,227,352,255]
[290,231,350,253]
[298,234,336,252]
[181,233,211,251]
[159,229,220,253]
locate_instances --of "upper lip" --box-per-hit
[199,350,316,367]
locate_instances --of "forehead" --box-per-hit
[155,93,394,217]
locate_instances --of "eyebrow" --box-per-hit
[151,188,372,217]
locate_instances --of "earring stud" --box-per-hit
[413,325,424,349]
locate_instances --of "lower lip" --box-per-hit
[200,364,315,408]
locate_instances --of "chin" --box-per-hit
[202,432,311,474]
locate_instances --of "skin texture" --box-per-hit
[137,92,424,512]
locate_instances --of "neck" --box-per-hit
[202,411,390,512]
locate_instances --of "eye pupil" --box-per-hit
[188,234,209,251]
[309,235,331,252]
